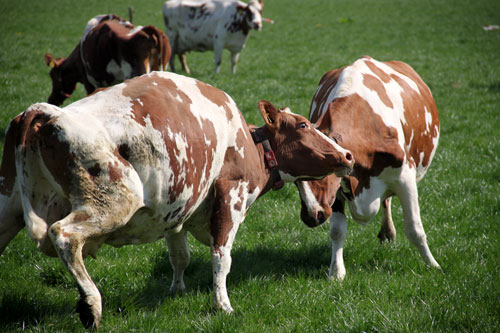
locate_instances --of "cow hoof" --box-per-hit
[76,296,102,329]
[377,229,396,243]
[214,302,234,314]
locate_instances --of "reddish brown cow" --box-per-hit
[296,56,441,280]
[45,14,170,106]
[0,72,353,328]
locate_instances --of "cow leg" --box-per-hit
[165,230,190,295]
[378,197,396,243]
[0,196,24,255]
[396,174,440,269]
[179,53,190,75]
[48,212,103,329]
[210,178,247,313]
[329,198,347,280]
[213,41,224,74]
[230,52,240,74]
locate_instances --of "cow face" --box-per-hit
[245,0,263,31]
[257,100,353,181]
[296,175,340,227]
[45,53,77,106]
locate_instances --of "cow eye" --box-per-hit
[298,122,308,129]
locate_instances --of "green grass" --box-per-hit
[1,0,500,331]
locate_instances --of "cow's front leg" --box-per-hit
[166,230,190,295]
[210,178,247,313]
[378,197,396,242]
[329,199,347,280]
[230,52,240,74]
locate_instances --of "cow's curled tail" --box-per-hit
[14,106,56,247]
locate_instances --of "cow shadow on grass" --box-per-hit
[133,242,332,309]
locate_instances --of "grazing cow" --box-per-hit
[295,56,441,280]
[0,71,353,328]
[45,14,171,106]
[163,0,264,74]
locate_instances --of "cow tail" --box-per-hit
[14,107,52,247]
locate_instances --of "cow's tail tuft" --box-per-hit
[14,105,54,247]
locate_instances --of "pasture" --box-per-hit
[1,0,499,331]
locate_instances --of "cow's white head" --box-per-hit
[246,0,263,31]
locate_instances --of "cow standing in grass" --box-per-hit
[162,0,265,74]
[0,71,353,328]
[45,14,170,106]
[295,56,441,280]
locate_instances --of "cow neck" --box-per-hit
[250,127,284,191]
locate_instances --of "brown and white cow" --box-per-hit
[162,0,265,74]
[295,56,441,280]
[45,14,171,106]
[0,71,353,328]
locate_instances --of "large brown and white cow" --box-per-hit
[162,0,265,74]
[0,71,353,328]
[295,56,441,280]
[45,14,171,106]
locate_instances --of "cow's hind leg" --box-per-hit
[49,212,103,329]
[395,173,440,269]
[230,51,240,74]
[166,230,190,295]
[0,197,23,255]
[179,53,190,75]
[378,197,396,243]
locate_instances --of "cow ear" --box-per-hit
[45,53,56,68]
[258,100,281,130]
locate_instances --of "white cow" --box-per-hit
[163,0,264,74]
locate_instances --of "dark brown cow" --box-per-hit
[45,14,170,106]
[0,71,353,328]
[296,56,441,280]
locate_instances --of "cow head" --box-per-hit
[45,53,77,106]
[244,0,264,31]
[257,100,353,183]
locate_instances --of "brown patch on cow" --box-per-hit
[0,114,22,195]
[196,80,233,121]
[107,161,123,182]
[74,212,91,222]
[363,74,393,108]
[365,60,391,83]
[317,94,404,194]
[310,67,346,122]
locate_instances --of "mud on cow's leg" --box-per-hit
[166,230,190,295]
[378,197,397,243]
[210,178,246,313]
[329,198,347,280]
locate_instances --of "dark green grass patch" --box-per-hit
[1,0,500,331]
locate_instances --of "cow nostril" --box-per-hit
[316,211,325,223]
[346,152,353,162]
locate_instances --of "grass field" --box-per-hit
[1,0,500,331]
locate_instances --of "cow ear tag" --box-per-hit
[266,113,273,124]
[49,60,56,68]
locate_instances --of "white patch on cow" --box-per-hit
[127,25,143,36]
[136,98,144,107]
[106,59,133,82]
[424,106,432,133]
[296,181,321,215]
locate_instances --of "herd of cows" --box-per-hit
[0,0,441,329]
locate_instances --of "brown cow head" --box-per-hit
[257,100,353,181]
[45,53,77,106]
